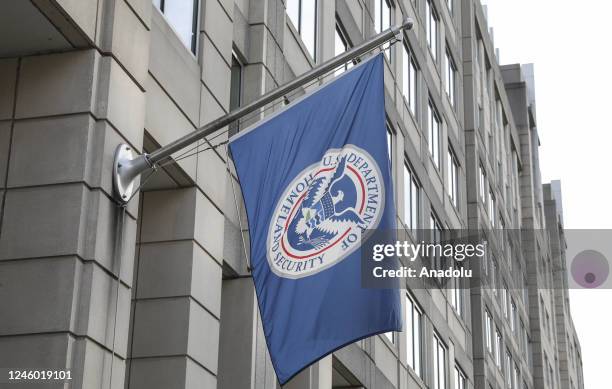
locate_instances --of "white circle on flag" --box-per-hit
[266,145,385,278]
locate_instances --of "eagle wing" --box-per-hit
[302,155,347,208]
[301,175,328,208]
[328,156,347,187]
[316,208,366,235]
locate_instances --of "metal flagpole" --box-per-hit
[113,18,414,203]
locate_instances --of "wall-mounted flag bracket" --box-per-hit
[112,18,413,203]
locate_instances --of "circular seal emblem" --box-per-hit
[267,145,385,278]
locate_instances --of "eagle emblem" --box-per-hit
[293,156,367,249]
[267,145,385,278]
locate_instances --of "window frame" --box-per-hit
[445,50,457,106]
[334,20,352,75]
[485,309,493,353]
[447,146,459,208]
[153,0,200,54]
[495,328,503,368]
[287,0,318,60]
[229,53,244,134]
[428,100,441,169]
[454,365,466,389]
[511,299,517,333]
[402,43,418,116]
[405,293,423,377]
[386,122,394,166]
[425,0,438,60]
[505,349,513,387]
[451,276,463,317]
[403,162,420,231]
[433,332,447,389]
[479,163,486,202]
[375,0,393,60]
[488,186,496,226]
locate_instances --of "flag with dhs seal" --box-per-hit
[228,54,401,384]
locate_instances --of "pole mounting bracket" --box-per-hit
[113,144,151,203]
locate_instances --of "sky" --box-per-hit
[481,0,612,387]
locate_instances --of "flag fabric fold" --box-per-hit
[228,54,401,384]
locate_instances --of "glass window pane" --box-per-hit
[375,0,382,33]
[439,343,445,389]
[163,0,197,51]
[410,60,417,114]
[387,127,392,162]
[382,0,391,30]
[432,16,437,59]
[384,331,394,343]
[301,0,317,59]
[402,46,409,97]
[406,296,414,367]
[287,0,300,29]
[403,165,411,227]
[411,179,418,229]
[414,311,421,376]
[426,0,431,44]
[433,337,439,389]
[334,27,345,56]
[230,56,242,111]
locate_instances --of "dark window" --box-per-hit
[229,54,243,134]
[428,101,441,169]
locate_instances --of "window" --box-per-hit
[229,54,243,134]
[479,163,486,202]
[502,283,509,318]
[384,331,395,344]
[230,54,243,111]
[433,333,447,389]
[430,213,442,241]
[447,147,459,207]
[287,0,317,59]
[500,217,506,248]
[485,309,493,353]
[425,0,438,60]
[488,187,495,226]
[405,294,423,377]
[402,45,418,115]
[513,363,520,389]
[153,0,199,53]
[451,278,462,317]
[454,366,466,389]
[334,22,352,75]
[495,329,503,368]
[403,163,420,230]
[491,259,498,293]
[544,355,549,386]
[375,0,392,58]
[511,299,517,333]
[505,350,512,387]
[445,51,456,106]
[386,124,393,163]
[375,0,392,33]
[548,363,555,389]
[521,320,529,357]
[428,101,441,168]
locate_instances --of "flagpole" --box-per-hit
[113,18,414,203]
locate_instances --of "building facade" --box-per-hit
[0,0,583,389]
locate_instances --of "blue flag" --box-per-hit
[228,54,401,384]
